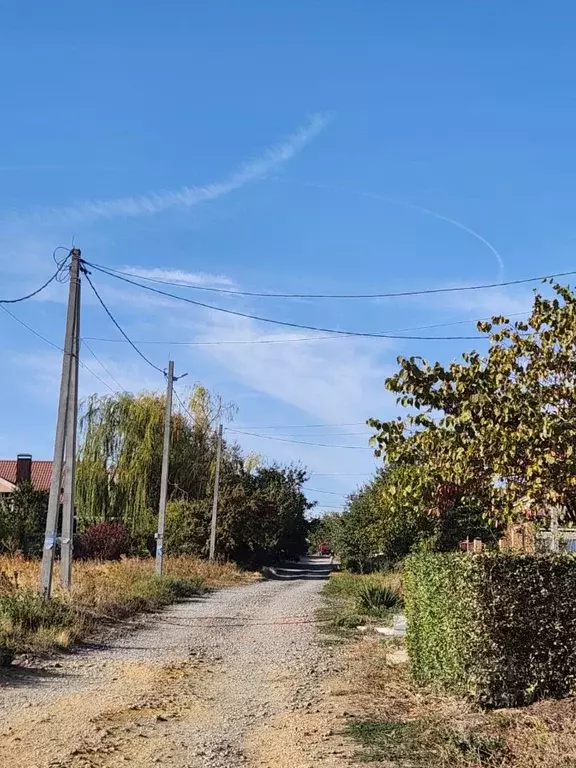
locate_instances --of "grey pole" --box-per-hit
[155,360,174,575]
[209,423,223,562]
[60,272,81,590]
[39,248,81,599]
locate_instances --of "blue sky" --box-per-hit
[1,1,575,512]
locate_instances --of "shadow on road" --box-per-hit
[263,556,337,582]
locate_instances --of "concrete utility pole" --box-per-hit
[550,505,561,552]
[155,360,174,575]
[209,423,223,562]
[60,269,81,590]
[40,248,81,599]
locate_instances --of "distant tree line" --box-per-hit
[1,385,312,566]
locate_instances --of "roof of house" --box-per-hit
[0,460,53,491]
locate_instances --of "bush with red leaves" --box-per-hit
[75,522,131,560]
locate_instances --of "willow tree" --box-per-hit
[76,386,225,540]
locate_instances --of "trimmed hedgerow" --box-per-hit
[404,552,576,707]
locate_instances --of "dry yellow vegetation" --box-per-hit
[0,556,258,660]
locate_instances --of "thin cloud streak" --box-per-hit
[122,266,234,287]
[24,113,330,226]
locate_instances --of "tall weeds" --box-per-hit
[0,555,257,663]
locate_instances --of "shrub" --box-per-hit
[0,591,76,663]
[404,552,576,707]
[76,522,131,560]
[356,583,400,616]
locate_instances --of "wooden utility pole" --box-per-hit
[209,423,223,562]
[40,248,81,600]
[155,360,174,575]
[60,269,81,590]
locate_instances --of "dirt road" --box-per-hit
[0,559,353,768]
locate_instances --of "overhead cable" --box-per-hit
[90,261,576,300]
[306,487,349,496]
[0,252,71,304]
[228,428,373,450]
[85,264,491,340]
[82,270,166,375]
[0,304,116,393]
[81,338,125,392]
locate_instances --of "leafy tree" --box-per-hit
[0,481,48,556]
[165,465,311,566]
[332,467,436,571]
[76,386,311,565]
[369,282,576,522]
[76,386,225,540]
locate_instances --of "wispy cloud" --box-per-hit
[190,311,397,426]
[122,266,234,287]
[23,113,330,226]
[424,286,533,318]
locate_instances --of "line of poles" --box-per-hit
[39,248,224,599]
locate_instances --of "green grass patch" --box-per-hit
[320,570,403,640]
[356,582,400,617]
[345,717,506,766]
[0,591,77,663]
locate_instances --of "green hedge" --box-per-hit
[404,552,576,707]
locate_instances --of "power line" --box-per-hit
[90,261,576,300]
[173,387,195,421]
[248,430,371,437]
[85,264,492,340]
[80,310,531,347]
[81,338,125,392]
[0,304,116,393]
[84,334,346,345]
[228,428,373,450]
[311,473,372,477]
[235,422,366,429]
[0,256,71,304]
[82,270,166,375]
[306,487,349,496]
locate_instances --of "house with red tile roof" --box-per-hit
[0,455,53,494]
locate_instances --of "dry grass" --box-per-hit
[342,628,576,767]
[0,555,259,660]
[324,572,576,767]
[0,554,255,597]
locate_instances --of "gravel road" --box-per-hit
[0,558,353,768]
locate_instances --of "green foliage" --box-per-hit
[370,283,576,521]
[0,481,48,556]
[163,466,311,567]
[76,386,311,566]
[128,574,205,608]
[327,467,437,571]
[165,499,211,557]
[356,582,400,616]
[405,552,576,706]
[321,571,403,640]
[345,718,506,767]
[0,591,76,663]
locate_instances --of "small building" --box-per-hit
[0,454,53,495]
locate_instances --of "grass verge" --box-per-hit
[320,570,403,640]
[323,570,576,767]
[0,555,258,663]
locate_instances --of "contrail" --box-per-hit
[362,191,505,280]
[23,113,331,226]
[276,179,504,279]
